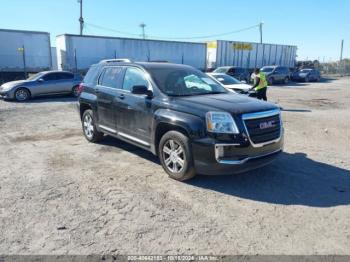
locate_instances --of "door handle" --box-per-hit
[118,94,125,100]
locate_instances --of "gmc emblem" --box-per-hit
[259,120,276,129]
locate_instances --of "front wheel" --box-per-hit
[15,88,30,101]
[159,131,196,181]
[82,109,104,143]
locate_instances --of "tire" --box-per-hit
[158,131,196,181]
[72,85,80,97]
[305,76,310,82]
[82,109,104,143]
[14,88,30,101]
[268,77,274,85]
[284,77,289,84]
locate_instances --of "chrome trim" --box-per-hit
[215,146,282,165]
[118,132,150,147]
[242,109,282,148]
[241,109,281,120]
[99,125,117,133]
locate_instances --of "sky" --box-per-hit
[1,0,349,61]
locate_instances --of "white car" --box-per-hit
[206,73,252,94]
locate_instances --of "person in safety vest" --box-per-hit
[251,68,268,101]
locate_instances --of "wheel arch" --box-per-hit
[153,109,206,155]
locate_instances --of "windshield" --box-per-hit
[148,67,227,96]
[213,67,229,73]
[211,74,241,85]
[260,67,274,73]
[300,69,312,73]
[27,72,44,80]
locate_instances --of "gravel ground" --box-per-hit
[0,77,349,255]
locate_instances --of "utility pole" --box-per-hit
[259,22,264,44]
[339,39,344,75]
[139,23,146,39]
[78,0,84,35]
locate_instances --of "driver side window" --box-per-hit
[123,67,149,91]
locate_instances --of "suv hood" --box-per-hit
[171,93,279,117]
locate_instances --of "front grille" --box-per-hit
[243,113,281,145]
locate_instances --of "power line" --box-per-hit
[85,22,260,40]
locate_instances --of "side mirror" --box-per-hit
[132,85,153,97]
[241,80,247,84]
[37,78,44,82]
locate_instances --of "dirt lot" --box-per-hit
[0,77,349,255]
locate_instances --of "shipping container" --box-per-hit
[56,34,207,72]
[207,40,297,69]
[0,29,52,72]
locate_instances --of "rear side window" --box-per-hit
[83,65,100,85]
[43,73,59,81]
[99,66,123,89]
[122,67,149,91]
[57,72,74,80]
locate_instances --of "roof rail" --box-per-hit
[99,58,132,64]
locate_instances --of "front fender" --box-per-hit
[153,109,206,140]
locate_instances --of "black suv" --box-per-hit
[78,60,284,181]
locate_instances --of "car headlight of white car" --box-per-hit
[206,111,239,134]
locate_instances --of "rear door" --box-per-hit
[95,66,124,133]
[114,66,154,146]
[55,72,75,93]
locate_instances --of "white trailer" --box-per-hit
[207,40,297,69]
[0,29,52,72]
[56,34,207,72]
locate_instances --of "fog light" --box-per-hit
[216,145,225,158]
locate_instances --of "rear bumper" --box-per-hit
[192,135,283,175]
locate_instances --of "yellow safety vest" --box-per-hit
[256,72,268,90]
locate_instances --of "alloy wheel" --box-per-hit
[15,89,29,101]
[83,114,94,139]
[162,139,185,173]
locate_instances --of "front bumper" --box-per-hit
[192,135,283,175]
[0,89,14,99]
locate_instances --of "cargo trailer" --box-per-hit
[207,40,297,69]
[0,29,52,73]
[56,34,207,72]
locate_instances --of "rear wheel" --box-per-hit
[14,88,30,101]
[82,109,104,142]
[72,85,80,97]
[159,131,196,181]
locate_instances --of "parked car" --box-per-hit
[260,66,290,85]
[78,60,284,181]
[207,73,251,93]
[0,71,82,101]
[213,66,250,83]
[291,68,320,82]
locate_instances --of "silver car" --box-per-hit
[0,71,82,101]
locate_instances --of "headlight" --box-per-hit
[1,85,13,91]
[206,111,239,134]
